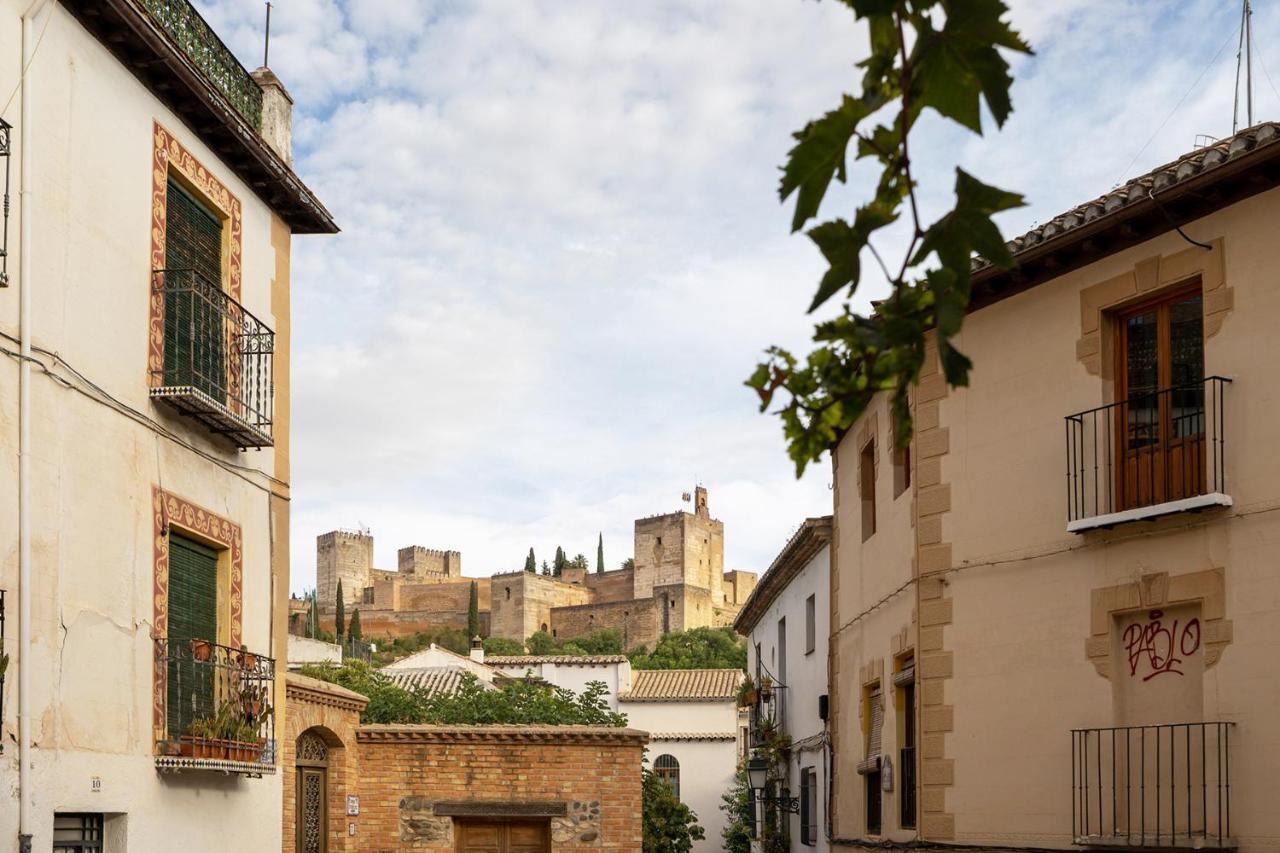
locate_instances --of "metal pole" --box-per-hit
[263,2,273,68]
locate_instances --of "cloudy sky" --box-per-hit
[195,0,1280,591]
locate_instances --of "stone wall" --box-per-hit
[550,598,659,652]
[398,545,462,578]
[584,566,635,603]
[633,507,724,603]
[722,570,757,606]
[353,726,647,852]
[489,571,592,641]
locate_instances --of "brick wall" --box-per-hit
[354,725,647,852]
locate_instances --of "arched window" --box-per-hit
[505,587,511,601]
[655,754,680,800]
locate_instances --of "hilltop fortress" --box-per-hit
[314,487,757,650]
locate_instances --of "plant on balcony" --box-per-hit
[235,645,259,670]
[189,638,212,661]
[736,675,757,708]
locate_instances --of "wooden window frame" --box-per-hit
[860,438,877,541]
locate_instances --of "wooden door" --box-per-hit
[297,767,328,853]
[456,821,549,853]
[1115,285,1205,510]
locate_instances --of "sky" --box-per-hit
[193,0,1280,592]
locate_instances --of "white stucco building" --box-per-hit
[736,517,833,853]
[619,668,746,853]
[486,654,633,704]
[0,1,335,849]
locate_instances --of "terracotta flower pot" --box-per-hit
[742,690,758,706]
[189,639,212,662]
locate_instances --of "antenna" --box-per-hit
[1233,0,1254,133]
[262,2,273,68]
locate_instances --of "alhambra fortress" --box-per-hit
[313,486,758,649]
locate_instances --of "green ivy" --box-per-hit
[748,0,1031,474]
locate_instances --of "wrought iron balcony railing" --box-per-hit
[899,745,917,829]
[155,637,276,775]
[151,269,274,448]
[1065,377,1230,531]
[139,0,264,128]
[1072,723,1234,849]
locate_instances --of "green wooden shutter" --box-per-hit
[163,179,226,399]
[166,534,218,739]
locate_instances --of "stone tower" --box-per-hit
[316,530,373,610]
[397,545,463,578]
[632,485,725,605]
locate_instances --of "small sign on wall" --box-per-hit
[91,777,102,794]
[347,794,360,816]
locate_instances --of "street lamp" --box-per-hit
[746,755,800,814]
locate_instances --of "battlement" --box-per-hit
[398,544,462,577]
[318,529,373,544]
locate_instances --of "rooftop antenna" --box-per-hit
[262,2,273,68]
[1233,0,1254,133]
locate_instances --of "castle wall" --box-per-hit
[321,610,489,640]
[316,531,374,609]
[550,598,659,652]
[633,513,689,600]
[722,570,757,606]
[489,572,592,641]
[398,545,462,578]
[585,566,635,603]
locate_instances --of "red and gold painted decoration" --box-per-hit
[148,121,243,389]
[151,486,244,744]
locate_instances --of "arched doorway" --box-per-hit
[296,730,330,853]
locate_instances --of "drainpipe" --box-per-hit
[18,2,52,851]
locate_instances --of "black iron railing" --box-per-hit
[151,269,274,447]
[156,637,275,769]
[1065,377,1230,525]
[0,589,6,751]
[749,683,788,748]
[900,745,917,829]
[140,0,264,128]
[1072,722,1234,848]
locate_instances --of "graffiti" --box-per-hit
[1123,609,1201,681]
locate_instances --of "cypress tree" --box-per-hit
[349,608,362,642]
[335,579,345,644]
[597,533,605,574]
[467,580,480,638]
[525,548,536,573]
[541,560,550,576]
[554,546,566,576]
[307,592,319,639]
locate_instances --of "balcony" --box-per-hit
[1064,377,1231,533]
[150,269,274,448]
[1072,723,1235,849]
[154,637,276,776]
[138,0,263,128]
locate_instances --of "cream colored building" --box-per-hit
[828,123,1280,852]
[0,1,334,849]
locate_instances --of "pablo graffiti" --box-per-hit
[1122,609,1201,681]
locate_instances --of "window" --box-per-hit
[166,533,219,741]
[893,442,911,498]
[896,657,917,829]
[163,178,226,400]
[505,587,511,600]
[777,617,787,690]
[655,754,681,800]
[860,438,877,541]
[865,684,883,835]
[53,813,104,852]
[800,766,818,845]
[1114,284,1206,509]
[805,594,816,655]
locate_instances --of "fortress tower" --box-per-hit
[398,545,463,578]
[632,485,725,607]
[316,529,374,610]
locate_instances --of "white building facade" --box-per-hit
[737,517,833,853]
[0,1,334,849]
[619,668,746,853]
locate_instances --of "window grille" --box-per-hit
[801,766,818,845]
[53,813,104,852]
[655,754,681,800]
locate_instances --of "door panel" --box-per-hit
[297,767,328,853]
[456,821,549,853]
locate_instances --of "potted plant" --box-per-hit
[736,675,758,707]
[235,645,258,670]
[760,674,773,702]
[181,715,219,759]
[189,638,212,662]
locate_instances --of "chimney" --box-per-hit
[251,67,293,166]
[470,635,485,664]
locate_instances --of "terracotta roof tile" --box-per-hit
[620,669,744,701]
[384,666,485,697]
[486,655,629,666]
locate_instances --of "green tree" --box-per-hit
[348,608,362,643]
[719,770,754,853]
[554,546,567,576]
[747,0,1030,474]
[620,557,635,571]
[569,553,589,572]
[573,629,624,655]
[643,761,705,853]
[335,579,345,645]
[525,547,536,573]
[307,591,320,639]
[597,533,605,574]
[467,580,480,639]
[630,627,747,671]
[541,559,551,576]
[526,630,557,655]
[483,636,524,656]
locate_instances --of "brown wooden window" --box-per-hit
[1114,284,1205,510]
[860,439,877,541]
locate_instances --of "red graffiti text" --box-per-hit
[1123,610,1201,681]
